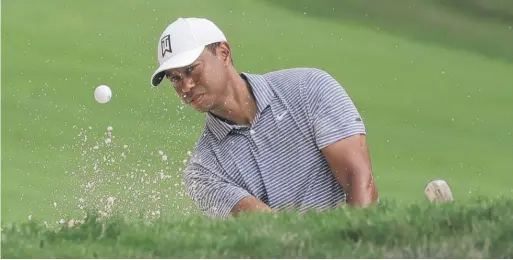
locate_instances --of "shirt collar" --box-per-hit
[206,72,276,141]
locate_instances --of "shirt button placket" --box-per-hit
[247,128,258,155]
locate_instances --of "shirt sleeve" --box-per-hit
[183,152,251,219]
[301,69,367,150]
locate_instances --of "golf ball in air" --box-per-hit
[94,85,112,104]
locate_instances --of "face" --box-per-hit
[164,44,231,112]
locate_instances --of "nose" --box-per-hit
[176,76,195,93]
[173,75,196,95]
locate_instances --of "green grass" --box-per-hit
[2,197,513,258]
[2,0,513,256]
[265,0,513,63]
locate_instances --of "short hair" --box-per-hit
[205,42,234,64]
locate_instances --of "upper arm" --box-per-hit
[321,133,378,206]
[302,69,378,203]
[321,134,373,187]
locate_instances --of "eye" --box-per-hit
[185,65,197,75]
[168,75,181,82]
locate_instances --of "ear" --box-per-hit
[217,42,232,66]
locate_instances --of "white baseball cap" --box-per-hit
[150,17,227,87]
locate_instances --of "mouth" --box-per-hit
[188,94,204,105]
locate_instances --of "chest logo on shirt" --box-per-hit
[276,111,287,121]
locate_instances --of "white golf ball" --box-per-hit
[94,85,112,104]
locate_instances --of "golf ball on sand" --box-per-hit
[94,85,112,104]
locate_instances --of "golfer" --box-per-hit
[150,17,379,218]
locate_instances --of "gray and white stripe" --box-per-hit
[183,68,366,218]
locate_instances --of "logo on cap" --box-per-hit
[161,35,172,57]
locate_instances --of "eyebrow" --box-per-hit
[166,63,199,78]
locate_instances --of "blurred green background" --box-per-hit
[2,0,512,223]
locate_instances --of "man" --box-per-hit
[150,17,379,219]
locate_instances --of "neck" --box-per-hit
[210,69,257,126]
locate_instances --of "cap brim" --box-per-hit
[150,46,205,87]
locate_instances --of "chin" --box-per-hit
[192,101,213,113]
[193,106,210,113]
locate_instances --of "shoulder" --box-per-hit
[261,68,344,102]
[262,67,329,83]
[261,67,339,91]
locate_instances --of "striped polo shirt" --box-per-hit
[183,68,366,218]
